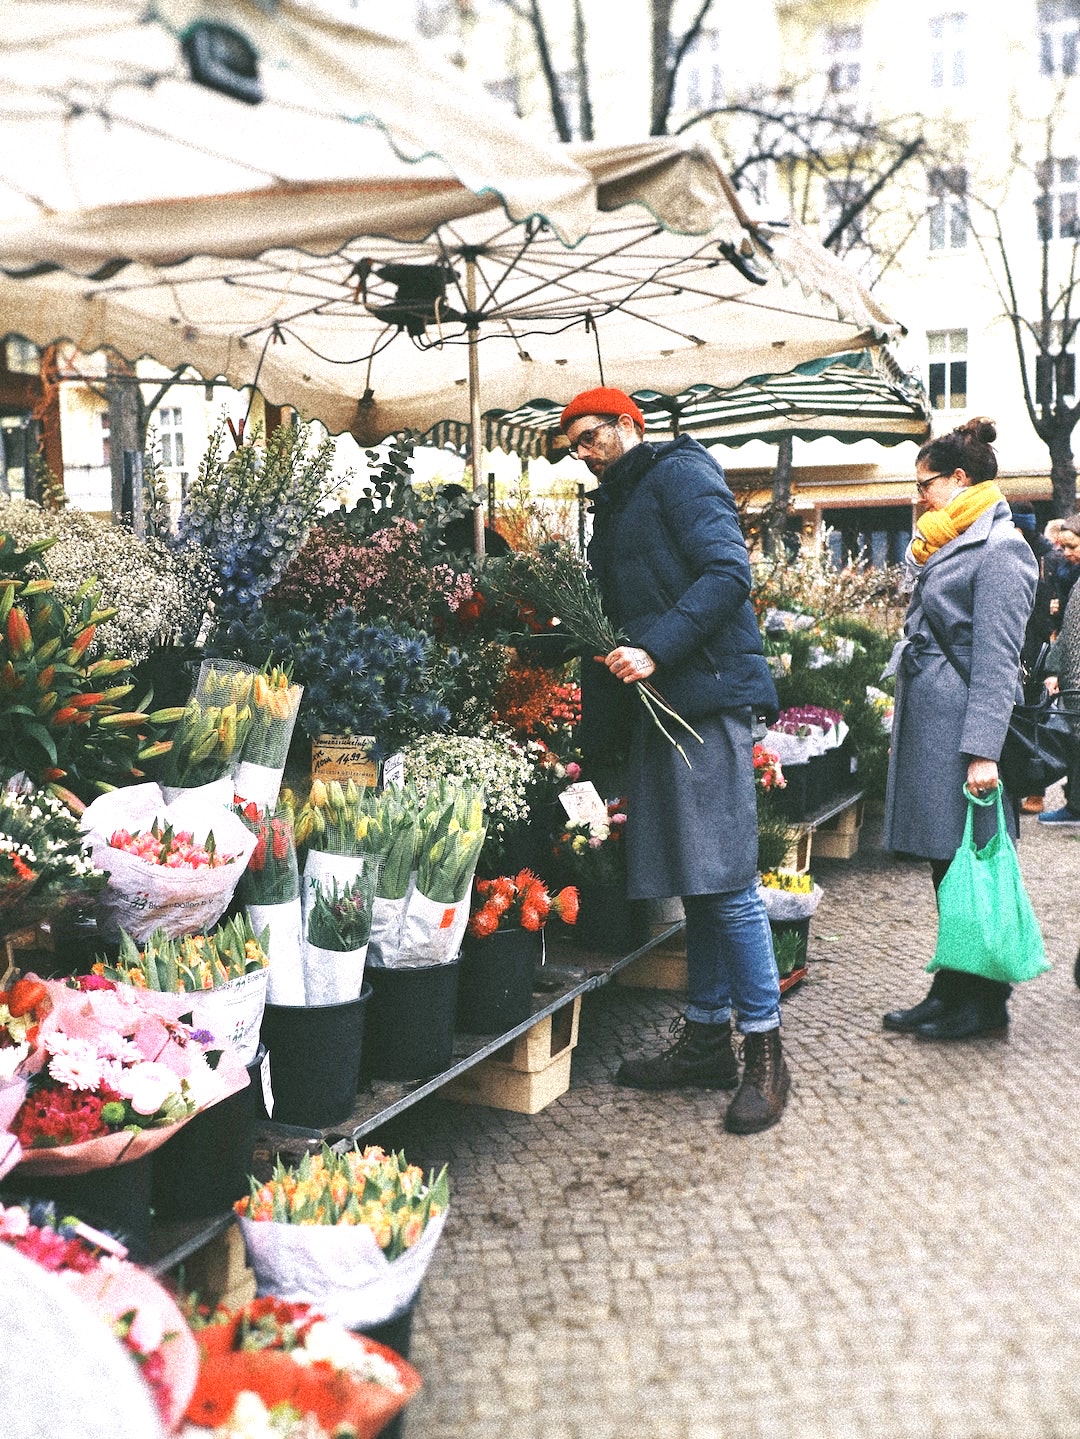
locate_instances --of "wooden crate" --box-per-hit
[616,946,688,991]
[178,1223,257,1310]
[813,797,864,859]
[779,827,813,875]
[443,1047,574,1115]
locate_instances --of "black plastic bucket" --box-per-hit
[151,1045,267,1220]
[2,1150,155,1259]
[362,960,459,1081]
[260,984,372,1129]
[353,1293,421,1439]
[572,884,647,954]
[456,928,540,1034]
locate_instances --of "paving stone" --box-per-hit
[388,797,1080,1438]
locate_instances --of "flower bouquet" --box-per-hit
[302,872,378,1006]
[752,743,786,794]
[467,871,578,938]
[758,871,823,978]
[392,780,486,967]
[80,780,258,942]
[159,660,256,796]
[6,975,248,1177]
[184,1295,421,1439]
[0,1199,200,1429]
[237,800,304,1007]
[766,704,847,766]
[233,665,304,812]
[234,1145,448,1328]
[89,915,270,1066]
[550,796,628,890]
[0,780,106,945]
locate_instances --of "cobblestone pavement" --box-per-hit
[380,792,1080,1439]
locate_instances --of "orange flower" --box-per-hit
[554,887,579,924]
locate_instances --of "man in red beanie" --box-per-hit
[561,386,790,1134]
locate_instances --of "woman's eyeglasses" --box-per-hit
[915,472,949,496]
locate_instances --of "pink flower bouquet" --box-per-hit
[6,976,248,1178]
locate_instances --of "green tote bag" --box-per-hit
[927,787,1051,985]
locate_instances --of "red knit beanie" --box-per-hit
[559,387,645,434]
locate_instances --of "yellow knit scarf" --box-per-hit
[910,481,1005,566]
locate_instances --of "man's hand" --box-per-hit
[601,645,655,684]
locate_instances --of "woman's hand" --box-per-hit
[1045,675,1060,696]
[602,645,655,684]
[966,757,999,797]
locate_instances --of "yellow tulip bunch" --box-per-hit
[162,663,255,788]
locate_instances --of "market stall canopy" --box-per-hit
[454,349,930,459]
[0,3,902,445]
[0,0,597,254]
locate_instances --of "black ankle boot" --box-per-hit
[883,970,961,1032]
[616,1016,738,1090]
[915,999,1010,1040]
[724,1029,791,1134]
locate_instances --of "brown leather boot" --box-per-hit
[724,1028,790,1134]
[615,1016,739,1090]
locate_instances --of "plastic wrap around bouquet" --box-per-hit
[236,801,304,1008]
[367,782,486,970]
[235,1145,448,1329]
[757,872,825,922]
[81,779,258,943]
[185,1295,421,1439]
[232,665,304,813]
[91,916,270,1067]
[0,1199,200,1431]
[6,976,249,1177]
[766,706,849,767]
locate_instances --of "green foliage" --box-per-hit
[756,792,796,874]
[323,437,475,558]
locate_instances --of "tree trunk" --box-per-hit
[766,434,794,555]
[1047,427,1078,518]
[650,0,675,136]
[105,353,142,525]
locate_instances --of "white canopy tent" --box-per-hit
[0,1,905,551]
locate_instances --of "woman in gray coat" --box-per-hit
[882,417,1038,1039]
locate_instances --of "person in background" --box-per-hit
[560,385,790,1134]
[1010,504,1057,814]
[882,418,1037,1040]
[1047,515,1080,628]
[1038,563,1080,827]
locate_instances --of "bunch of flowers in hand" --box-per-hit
[0,782,105,937]
[551,797,628,889]
[107,818,239,870]
[185,1295,421,1439]
[468,870,578,937]
[752,744,786,793]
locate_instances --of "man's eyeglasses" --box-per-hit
[567,421,616,457]
[916,472,950,496]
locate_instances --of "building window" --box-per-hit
[929,167,968,250]
[928,329,968,410]
[825,24,862,93]
[823,177,867,249]
[156,406,185,468]
[1036,157,1079,239]
[1035,325,1077,406]
[672,27,723,115]
[4,337,40,376]
[824,507,912,568]
[1039,0,1080,76]
[930,13,966,87]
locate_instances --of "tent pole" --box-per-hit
[467,258,486,561]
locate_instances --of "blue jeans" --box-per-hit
[682,885,781,1033]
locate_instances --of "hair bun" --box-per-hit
[961,415,997,445]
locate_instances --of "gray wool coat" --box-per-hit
[882,499,1038,860]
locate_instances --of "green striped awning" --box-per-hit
[417,349,930,459]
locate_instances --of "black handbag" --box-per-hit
[998,690,1073,795]
[921,612,1074,794]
